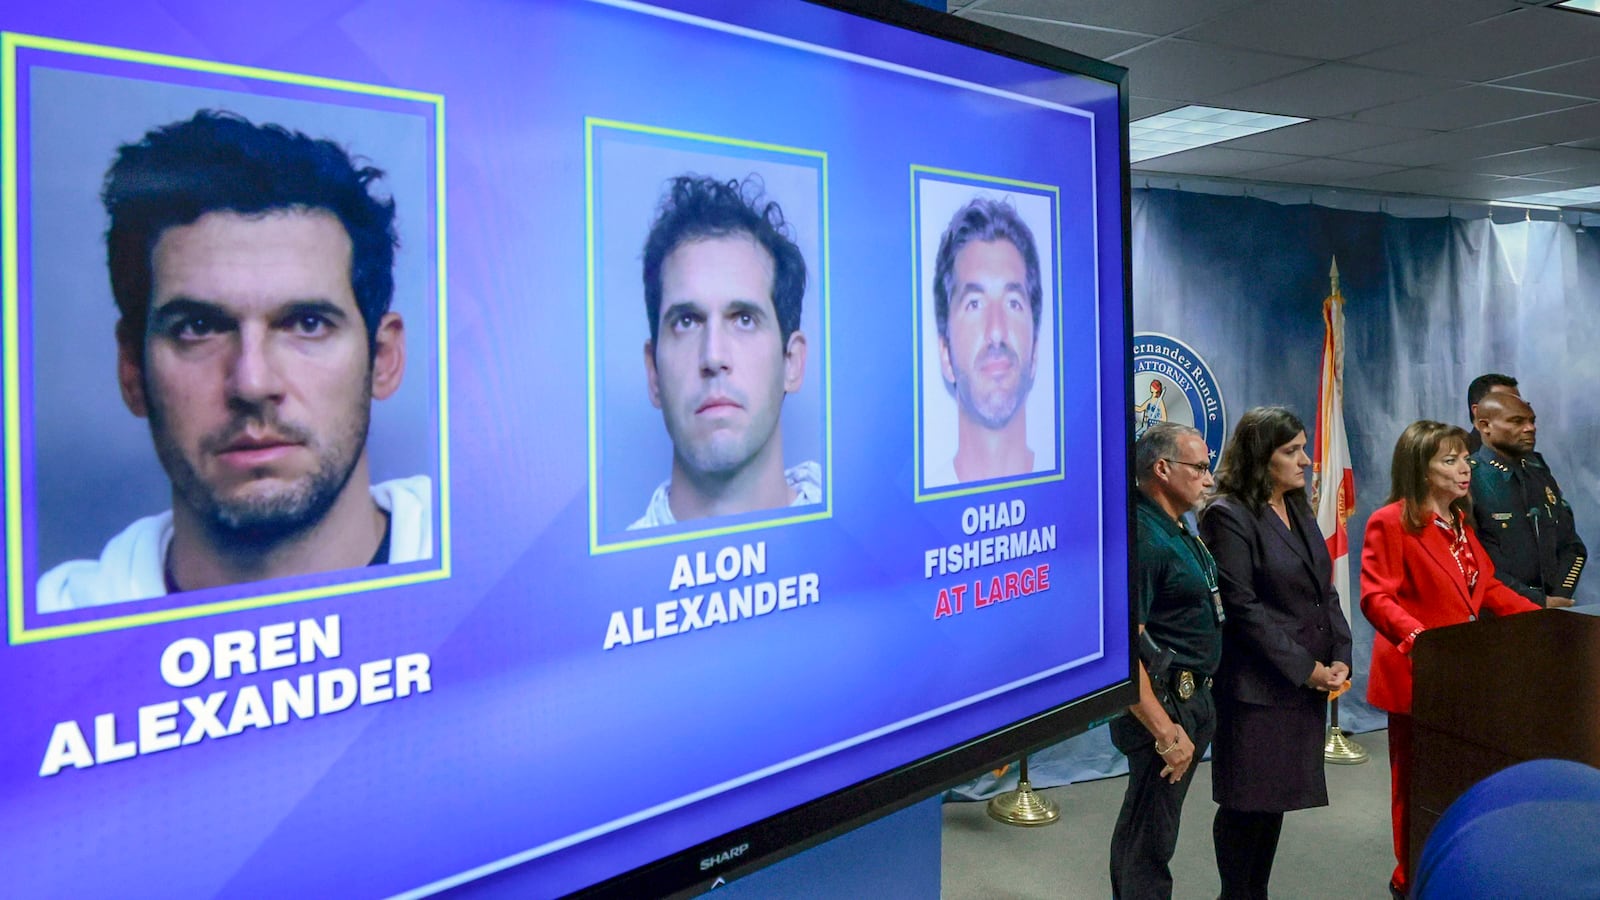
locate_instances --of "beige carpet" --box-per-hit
[942,729,1396,899]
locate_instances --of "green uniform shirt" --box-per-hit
[1134,492,1223,676]
[1469,446,1586,606]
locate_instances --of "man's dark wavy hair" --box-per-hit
[641,174,806,348]
[103,110,398,362]
[932,196,1043,345]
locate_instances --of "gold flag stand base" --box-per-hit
[1324,696,1369,764]
[1324,726,1369,764]
[987,758,1059,826]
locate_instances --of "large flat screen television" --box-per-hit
[0,0,1133,895]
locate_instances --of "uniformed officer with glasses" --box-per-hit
[1110,422,1224,899]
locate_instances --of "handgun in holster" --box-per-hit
[1139,629,1176,683]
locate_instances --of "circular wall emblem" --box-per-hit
[1132,332,1227,466]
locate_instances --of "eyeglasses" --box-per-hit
[1164,458,1211,475]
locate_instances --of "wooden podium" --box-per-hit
[1409,607,1600,874]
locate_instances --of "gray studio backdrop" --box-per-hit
[955,186,1600,798]
[29,66,438,572]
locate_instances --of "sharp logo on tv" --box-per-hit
[700,841,751,871]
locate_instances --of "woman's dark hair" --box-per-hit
[1388,420,1473,531]
[1212,406,1308,514]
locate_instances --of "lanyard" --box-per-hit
[1177,522,1224,625]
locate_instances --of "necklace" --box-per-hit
[1267,495,1291,527]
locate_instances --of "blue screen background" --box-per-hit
[0,1,1130,896]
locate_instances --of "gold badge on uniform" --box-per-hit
[1547,487,1558,506]
[1176,670,1195,701]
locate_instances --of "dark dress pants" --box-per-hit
[1109,688,1216,900]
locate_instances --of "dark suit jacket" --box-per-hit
[1200,494,1353,707]
[1360,500,1540,715]
[1469,446,1586,606]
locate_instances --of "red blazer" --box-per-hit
[1360,500,1540,714]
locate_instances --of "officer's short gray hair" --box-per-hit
[1135,423,1202,482]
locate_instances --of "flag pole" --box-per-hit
[1315,257,1369,764]
[1325,692,1368,763]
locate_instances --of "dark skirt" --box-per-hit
[1211,692,1329,812]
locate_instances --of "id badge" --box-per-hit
[1211,590,1226,625]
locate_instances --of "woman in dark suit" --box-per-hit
[1361,420,1540,898]
[1199,407,1353,900]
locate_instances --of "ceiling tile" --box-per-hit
[1131,146,1308,176]
[1337,131,1540,166]
[1467,101,1600,145]
[1352,84,1587,130]
[1476,175,1588,199]
[1130,97,1185,119]
[1437,145,1600,176]
[964,0,1597,196]
[1349,7,1600,82]
[1496,56,1600,99]
[1207,64,1465,118]
[1336,167,1489,195]
[961,0,1259,36]
[1536,161,1600,183]
[1180,0,1515,60]
[1246,157,1404,184]
[1418,173,1525,199]
[963,12,1153,58]
[1218,119,1432,155]
[1110,39,1318,102]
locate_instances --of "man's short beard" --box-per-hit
[198,449,362,547]
[146,384,372,552]
[951,342,1035,430]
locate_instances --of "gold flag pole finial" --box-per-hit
[1329,257,1342,301]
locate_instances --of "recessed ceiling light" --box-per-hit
[1129,106,1307,163]
[1553,0,1600,16]
[1497,186,1600,208]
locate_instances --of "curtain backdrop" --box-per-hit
[953,187,1600,798]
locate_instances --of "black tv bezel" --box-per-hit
[542,2,1140,896]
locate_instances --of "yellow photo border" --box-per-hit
[2,33,452,643]
[584,117,833,554]
[909,164,1066,503]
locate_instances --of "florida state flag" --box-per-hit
[1314,259,1355,614]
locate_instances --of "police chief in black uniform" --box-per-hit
[1111,422,1223,899]
[1470,392,1585,608]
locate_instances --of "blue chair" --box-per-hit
[1414,759,1600,899]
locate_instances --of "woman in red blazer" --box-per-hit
[1361,420,1540,898]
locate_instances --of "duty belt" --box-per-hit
[1165,669,1212,702]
